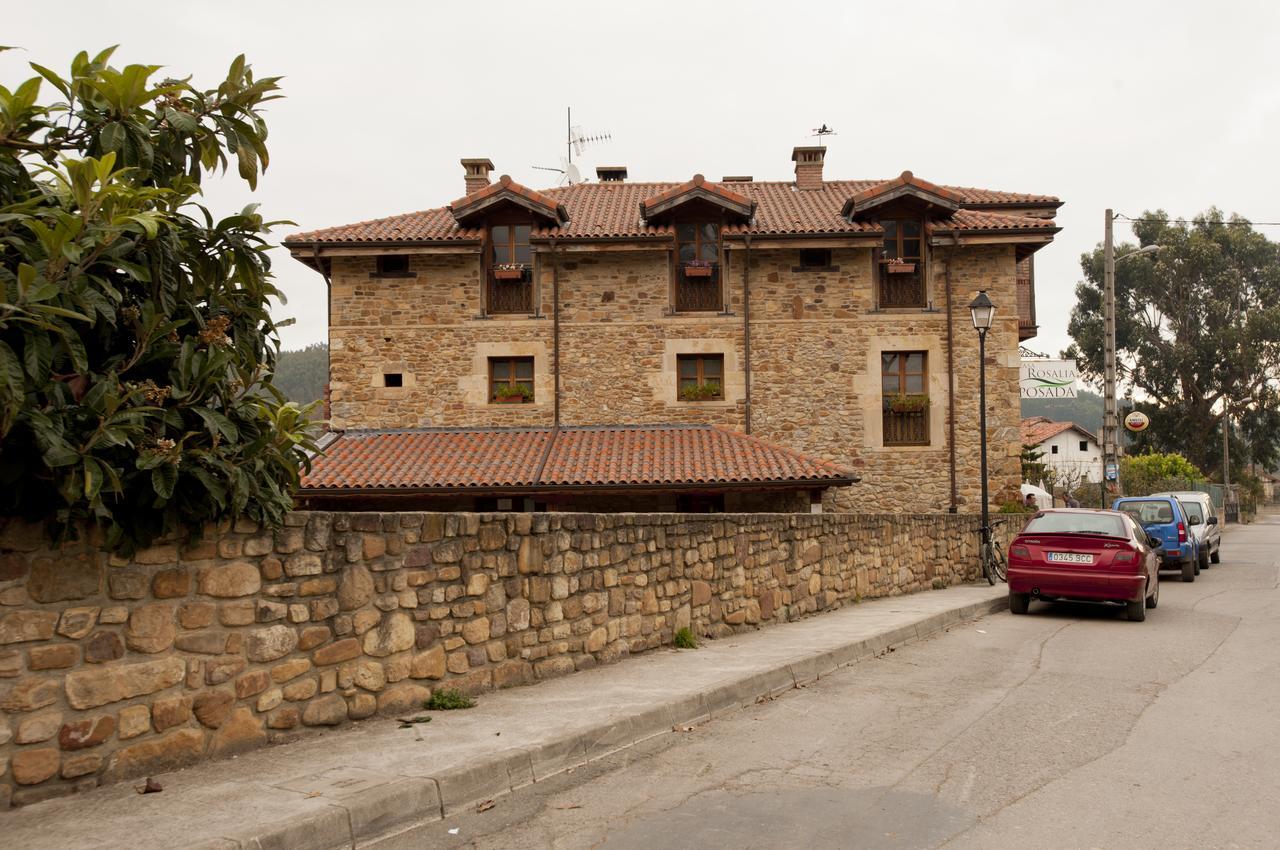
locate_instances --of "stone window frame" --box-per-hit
[371,361,416,399]
[651,339,743,409]
[855,336,946,453]
[880,350,930,447]
[460,342,551,409]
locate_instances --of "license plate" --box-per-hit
[1047,552,1094,564]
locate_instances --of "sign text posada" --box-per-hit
[1020,359,1079,399]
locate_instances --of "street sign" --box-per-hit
[1020,360,1079,399]
[1105,462,1119,481]
[1124,411,1150,432]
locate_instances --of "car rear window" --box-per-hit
[1180,501,1204,522]
[1023,512,1128,538]
[1116,500,1175,524]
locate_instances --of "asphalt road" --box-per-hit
[425,513,1280,850]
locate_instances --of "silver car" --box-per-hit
[1153,491,1222,568]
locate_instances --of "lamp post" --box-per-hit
[969,290,996,554]
[1101,208,1159,507]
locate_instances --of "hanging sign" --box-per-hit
[1020,360,1079,399]
[1124,411,1151,432]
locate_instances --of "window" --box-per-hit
[487,225,533,314]
[881,351,929,446]
[374,255,411,277]
[488,356,534,403]
[797,248,832,269]
[1079,440,1089,452]
[383,373,403,388]
[1051,445,1059,454]
[674,222,722,312]
[877,219,926,308]
[677,354,724,401]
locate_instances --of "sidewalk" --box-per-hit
[4,583,1007,850]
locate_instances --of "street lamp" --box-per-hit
[1102,207,1160,507]
[969,290,996,559]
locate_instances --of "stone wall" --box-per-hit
[0,510,1006,807]
[325,243,1024,513]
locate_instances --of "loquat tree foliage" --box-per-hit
[0,47,317,552]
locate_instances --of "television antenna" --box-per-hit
[531,159,582,187]
[532,108,610,185]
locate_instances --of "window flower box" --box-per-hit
[883,394,930,414]
[492,264,529,281]
[493,382,533,404]
[683,261,715,278]
[884,261,916,274]
[680,381,723,402]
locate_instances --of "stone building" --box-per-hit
[285,148,1061,512]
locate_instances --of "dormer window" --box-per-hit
[675,222,722,312]
[878,219,926,308]
[487,224,533,314]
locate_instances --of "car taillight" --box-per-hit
[1011,545,1030,558]
[1177,522,1187,543]
[1114,550,1136,564]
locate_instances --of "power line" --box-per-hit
[1114,213,1280,227]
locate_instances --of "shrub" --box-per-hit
[679,382,721,402]
[425,688,476,710]
[997,501,1030,514]
[674,627,697,649]
[0,48,318,552]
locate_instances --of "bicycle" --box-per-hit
[979,526,1007,585]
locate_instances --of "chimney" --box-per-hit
[596,165,628,182]
[721,175,753,183]
[461,158,494,195]
[791,146,826,191]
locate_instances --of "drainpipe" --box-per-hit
[743,234,753,434]
[551,238,562,427]
[944,234,960,513]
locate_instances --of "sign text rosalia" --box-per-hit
[1020,359,1079,399]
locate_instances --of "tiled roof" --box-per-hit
[286,177,1060,245]
[448,175,568,226]
[842,170,963,219]
[1020,417,1098,446]
[300,424,858,492]
[638,174,756,221]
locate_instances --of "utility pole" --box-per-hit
[1102,209,1118,507]
[1223,404,1230,488]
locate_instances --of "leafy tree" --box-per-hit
[0,47,317,551]
[1065,209,1280,477]
[1120,452,1203,495]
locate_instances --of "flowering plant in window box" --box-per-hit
[883,393,930,414]
[880,257,916,274]
[493,383,533,403]
[680,381,722,401]
[492,263,530,281]
[682,260,715,278]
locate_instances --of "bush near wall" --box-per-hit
[0,510,1003,807]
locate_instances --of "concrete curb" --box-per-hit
[235,590,1009,849]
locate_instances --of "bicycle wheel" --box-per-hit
[990,543,1007,583]
[982,542,996,585]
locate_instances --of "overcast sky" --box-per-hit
[7,0,1280,357]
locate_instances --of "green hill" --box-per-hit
[273,342,328,407]
[1021,390,1104,435]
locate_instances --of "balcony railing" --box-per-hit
[675,264,722,312]
[878,269,926,308]
[883,410,929,446]
[487,266,533,315]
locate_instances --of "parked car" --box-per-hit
[1007,508,1160,621]
[1111,496,1199,582]
[1152,491,1221,567]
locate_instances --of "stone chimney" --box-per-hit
[596,165,628,182]
[791,146,826,191]
[461,158,494,195]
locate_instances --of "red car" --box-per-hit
[1007,508,1161,622]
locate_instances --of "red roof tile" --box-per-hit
[842,170,963,219]
[448,175,568,226]
[300,425,857,492]
[1020,417,1098,446]
[286,177,1060,245]
[639,174,755,221]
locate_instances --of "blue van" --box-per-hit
[1112,496,1199,582]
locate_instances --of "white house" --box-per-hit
[1021,416,1102,490]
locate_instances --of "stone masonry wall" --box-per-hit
[325,243,1024,513]
[0,510,1007,808]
